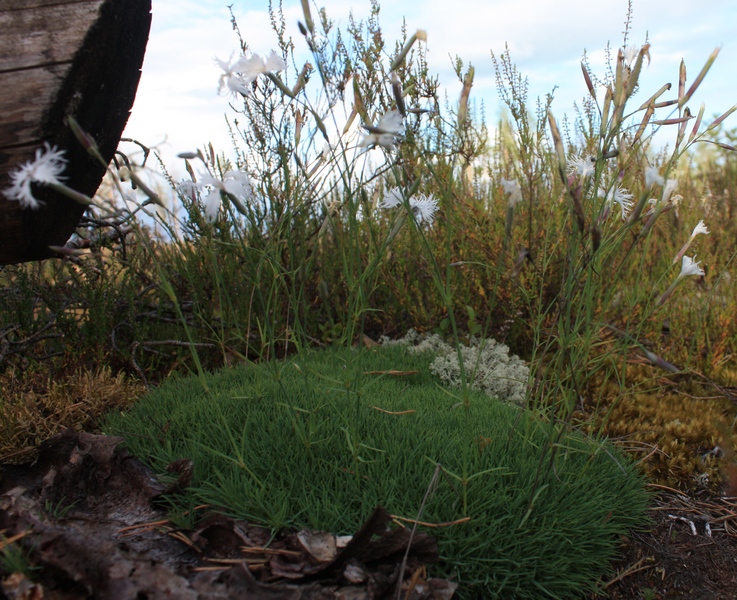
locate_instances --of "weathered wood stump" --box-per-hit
[0,0,151,265]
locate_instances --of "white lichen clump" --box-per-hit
[382,329,529,405]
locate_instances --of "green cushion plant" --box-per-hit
[105,343,648,599]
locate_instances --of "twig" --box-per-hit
[646,482,688,497]
[370,406,416,415]
[240,547,302,556]
[167,530,201,552]
[0,320,61,367]
[391,515,470,528]
[395,463,442,600]
[0,530,32,550]
[115,519,170,534]
[604,556,655,588]
[633,444,662,467]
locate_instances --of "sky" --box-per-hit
[122,0,737,179]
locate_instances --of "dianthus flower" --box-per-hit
[673,220,709,264]
[2,143,67,210]
[567,154,596,178]
[501,179,522,206]
[658,254,706,306]
[216,50,286,99]
[598,184,634,220]
[380,186,438,226]
[216,55,252,98]
[179,170,254,222]
[359,110,404,151]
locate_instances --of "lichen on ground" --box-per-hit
[381,329,529,405]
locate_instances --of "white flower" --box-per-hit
[177,180,199,197]
[662,178,678,204]
[659,254,706,306]
[410,193,438,225]
[645,166,664,188]
[359,110,404,151]
[358,133,398,150]
[501,179,522,206]
[201,170,253,198]
[216,56,252,98]
[672,220,709,264]
[375,110,404,133]
[380,187,404,209]
[216,50,286,99]
[671,194,684,217]
[189,170,254,222]
[237,51,287,78]
[201,189,221,221]
[265,52,287,72]
[679,255,705,279]
[690,220,709,239]
[598,184,634,220]
[645,178,678,216]
[623,45,640,67]
[567,154,596,178]
[2,143,67,210]
[379,187,438,226]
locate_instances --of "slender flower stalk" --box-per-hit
[642,348,680,373]
[299,0,314,35]
[673,220,709,264]
[547,110,568,183]
[457,65,474,129]
[658,255,706,306]
[640,178,678,235]
[678,47,720,108]
[501,179,521,250]
[390,71,406,117]
[48,182,94,207]
[389,29,427,72]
